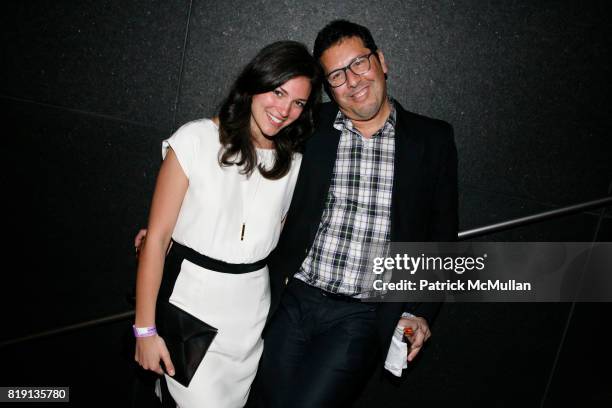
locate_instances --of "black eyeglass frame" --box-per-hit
[325,52,377,88]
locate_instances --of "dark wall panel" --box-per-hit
[2,98,163,339]
[389,2,612,206]
[175,0,323,122]
[543,212,612,407]
[544,301,612,407]
[1,1,190,129]
[0,320,134,406]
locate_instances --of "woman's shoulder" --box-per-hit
[291,151,303,162]
[289,151,303,171]
[175,118,218,135]
[171,118,220,146]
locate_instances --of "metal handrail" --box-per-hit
[1,195,610,349]
[458,196,612,240]
[0,311,135,348]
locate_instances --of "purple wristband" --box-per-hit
[133,325,157,338]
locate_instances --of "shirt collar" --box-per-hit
[333,98,397,137]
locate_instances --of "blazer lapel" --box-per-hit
[307,111,342,241]
[391,104,424,241]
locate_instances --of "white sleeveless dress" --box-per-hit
[159,119,301,407]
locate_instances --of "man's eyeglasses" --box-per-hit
[325,52,376,88]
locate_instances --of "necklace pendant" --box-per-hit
[240,223,246,241]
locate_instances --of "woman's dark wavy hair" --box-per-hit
[218,41,322,180]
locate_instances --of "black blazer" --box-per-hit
[267,100,458,361]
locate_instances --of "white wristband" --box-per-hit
[132,325,157,337]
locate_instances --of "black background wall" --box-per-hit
[1,1,610,407]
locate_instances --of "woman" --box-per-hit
[134,41,321,407]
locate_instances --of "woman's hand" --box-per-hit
[135,335,175,377]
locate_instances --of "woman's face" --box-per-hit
[250,76,311,148]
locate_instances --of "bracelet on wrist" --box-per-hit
[133,325,157,338]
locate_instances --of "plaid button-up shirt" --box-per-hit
[294,102,396,296]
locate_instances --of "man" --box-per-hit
[254,20,458,407]
[135,19,457,407]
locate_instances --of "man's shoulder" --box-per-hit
[395,102,452,132]
[394,102,454,144]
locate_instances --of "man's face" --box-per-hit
[319,36,388,122]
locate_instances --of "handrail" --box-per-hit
[1,195,610,349]
[458,196,612,240]
[0,311,135,348]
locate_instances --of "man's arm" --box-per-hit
[394,123,458,362]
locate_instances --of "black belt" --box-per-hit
[292,278,363,303]
[170,240,267,274]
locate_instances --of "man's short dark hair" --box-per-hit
[313,20,378,61]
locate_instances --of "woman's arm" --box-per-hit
[134,148,188,376]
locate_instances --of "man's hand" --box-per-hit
[397,315,431,362]
[134,228,173,258]
[134,229,148,256]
